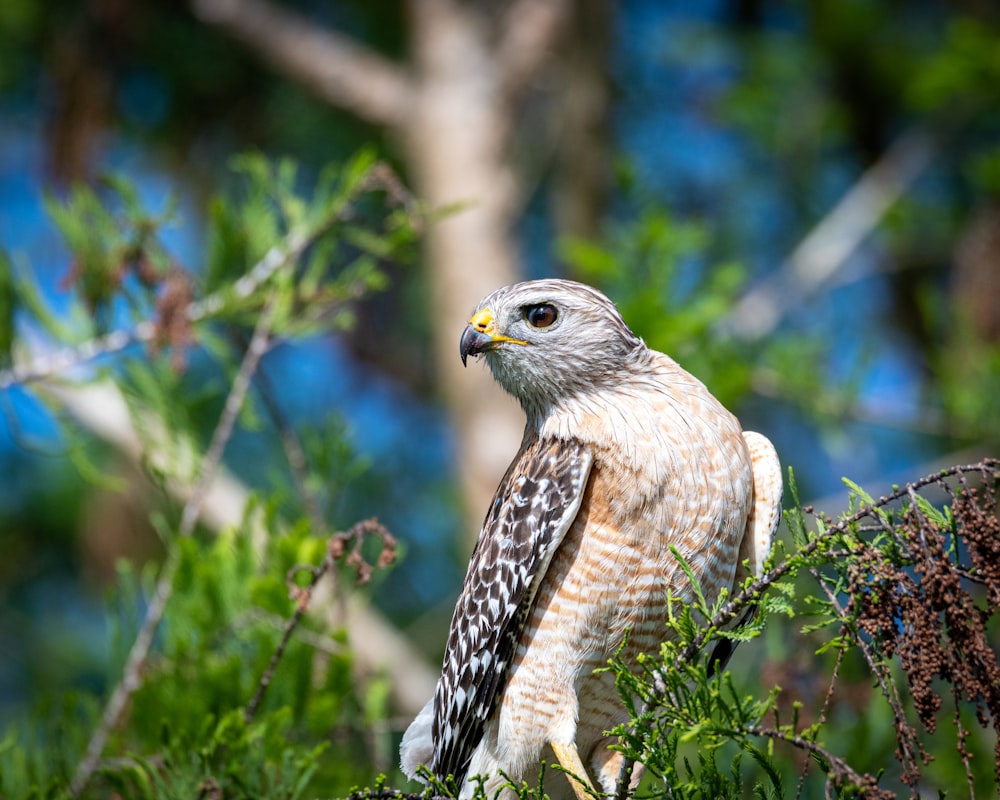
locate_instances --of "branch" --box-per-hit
[744,725,893,799]
[496,0,572,100]
[68,291,281,797]
[794,645,845,800]
[615,458,1000,799]
[721,126,938,342]
[191,0,413,128]
[0,225,309,390]
[2,159,417,392]
[244,519,396,723]
[809,566,924,781]
[42,375,439,716]
[683,459,999,667]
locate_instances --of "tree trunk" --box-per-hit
[406,0,524,534]
[192,0,580,542]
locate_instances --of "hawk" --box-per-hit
[400,279,782,800]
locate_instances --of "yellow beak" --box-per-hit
[459,308,528,366]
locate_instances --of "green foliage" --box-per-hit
[95,519,345,799]
[203,150,414,339]
[723,28,846,159]
[42,177,176,332]
[593,462,1000,799]
[0,152,420,798]
[103,710,327,800]
[926,304,1000,442]
[561,204,835,414]
[0,694,99,800]
[908,18,1000,114]
[562,206,753,406]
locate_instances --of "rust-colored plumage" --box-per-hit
[401,280,782,799]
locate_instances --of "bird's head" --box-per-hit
[459,279,645,415]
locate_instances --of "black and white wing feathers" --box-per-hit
[429,436,593,785]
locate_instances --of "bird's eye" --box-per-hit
[524,303,558,329]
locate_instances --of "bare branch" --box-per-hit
[721,126,938,342]
[191,0,413,128]
[245,576,312,724]
[1,327,146,390]
[795,645,845,800]
[744,725,894,799]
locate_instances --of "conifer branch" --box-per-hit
[614,458,1000,800]
[0,229,304,390]
[0,160,416,392]
[68,292,280,797]
[244,519,396,722]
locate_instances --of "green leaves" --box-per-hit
[43,176,176,332]
[0,152,418,799]
[600,461,1000,799]
[908,18,1000,112]
[104,710,327,800]
[561,207,753,406]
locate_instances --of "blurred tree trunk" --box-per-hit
[190,0,614,541]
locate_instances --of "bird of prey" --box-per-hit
[400,279,782,800]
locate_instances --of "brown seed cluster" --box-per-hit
[328,517,398,586]
[150,269,195,372]
[846,479,1000,786]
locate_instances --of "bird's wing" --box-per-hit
[430,435,593,784]
[708,430,782,674]
[741,430,783,577]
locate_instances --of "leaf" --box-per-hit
[670,545,711,618]
[912,492,949,528]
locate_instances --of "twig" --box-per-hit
[810,566,923,783]
[235,608,347,655]
[0,227,308,391]
[244,563,322,724]
[68,292,280,797]
[614,459,1000,798]
[743,725,890,798]
[243,519,395,723]
[953,692,977,800]
[795,644,845,800]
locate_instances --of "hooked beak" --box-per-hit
[460,324,493,367]
[459,308,528,367]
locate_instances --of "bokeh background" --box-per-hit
[1,0,998,795]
